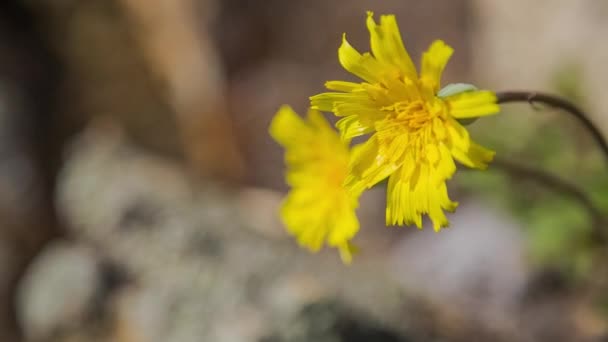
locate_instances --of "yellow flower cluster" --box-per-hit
[270,106,360,263]
[269,12,499,262]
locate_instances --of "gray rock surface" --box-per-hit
[17,115,602,341]
[390,203,529,327]
[17,242,101,341]
[48,121,417,342]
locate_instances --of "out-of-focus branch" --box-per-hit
[118,0,245,183]
[496,91,608,164]
[495,91,608,242]
[492,157,606,244]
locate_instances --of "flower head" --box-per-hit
[310,12,500,230]
[269,106,361,263]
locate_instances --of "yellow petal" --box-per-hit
[327,196,360,247]
[280,190,324,244]
[325,80,363,92]
[420,40,454,93]
[338,242,359,265]
[381,133,410,164]
[436,142,456,182]
[445,119,471,152]
[426,143,440,165]
[310,91,371,113]
[431,117,446,140]
[271,105,362,262]
[362,82,397,105]
[445,90,500,118]
[268,105,310,147]
[386,166,408,226]
[386,164,424,227]
[386,163,458,229]
[338,34,385,83]
[452,141,495,169]
[366,11,417,79]
[306,108,334,133]
[334,102,384,119]
[346,135,401,191]
[428,181,458,231]
[282,185,360,261]
[336,116,374,140]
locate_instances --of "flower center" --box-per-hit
[376,98,448,163]
[325,162,348,187]
[317,143,350,188]
[394,100,434,131]
[380,99,444,135]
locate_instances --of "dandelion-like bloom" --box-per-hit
[269,106,361,263]
[311,12,500,230]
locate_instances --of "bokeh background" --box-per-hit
[1,0,607,341]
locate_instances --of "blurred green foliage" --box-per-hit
[458,62,608,279]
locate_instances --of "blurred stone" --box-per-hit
[262,300,411,342]
[53,121,418,341]
[57,119,196,237]
[56,119,219,277]
[53,120,589,341]
[112,285,176,342]
[265,273,328,318]
[17,241,101,341]
[389,202,529,334]
[236,187,286,240]
[208,306,268,342]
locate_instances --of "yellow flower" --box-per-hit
[310,12,500,231]
[269,105,361,263]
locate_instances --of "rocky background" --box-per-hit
[1,0,607,341]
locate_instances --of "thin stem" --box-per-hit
[492,157,606,243]
[496,91,608,164]
[494,91,607,242]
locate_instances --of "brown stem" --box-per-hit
[492,157,605,243]
[493,91,607,242]
[496,91,608,164]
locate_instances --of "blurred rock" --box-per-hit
[113,285,182,342]
[50,121,418,341]
[265,273,328,318]
[236,187,286,240]
[16,241,101,341]
[390,203,547,341]
[49,117,591,342]
[390,202,529,328]
[262,300,411,342]
[56,119,216,276]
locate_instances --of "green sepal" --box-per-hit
[438,83,478,98]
